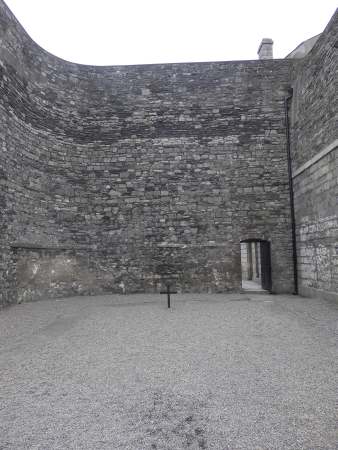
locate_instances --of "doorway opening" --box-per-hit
[240,239,272,292]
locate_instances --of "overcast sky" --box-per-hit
[4,0,337,66]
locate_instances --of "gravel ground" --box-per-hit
[0,293,337,449]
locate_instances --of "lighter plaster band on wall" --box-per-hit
[293,139,338,178]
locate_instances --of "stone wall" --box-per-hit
[2,0,325,304]
[290,10,338,301]
[290,11,337,169]
[293,153,337,299]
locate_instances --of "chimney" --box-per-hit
[258,38,273,59]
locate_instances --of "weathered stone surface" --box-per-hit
[291,11,338,170]
[293,151,338,299]
[291,11,338,301]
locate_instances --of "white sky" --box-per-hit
[4,0,337,66]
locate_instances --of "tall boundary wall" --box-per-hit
[0,0,336,305]
[290,10,338,302]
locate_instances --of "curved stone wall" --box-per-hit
[0,0,299,303]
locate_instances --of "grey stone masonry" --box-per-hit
[0,0,336,305]
[290,10,338,170]
[290,10,338,302]
[293,151,337,300]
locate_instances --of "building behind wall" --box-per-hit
[0,1,336,305]
[240,242,261,285]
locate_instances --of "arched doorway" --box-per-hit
[240,239,272,292]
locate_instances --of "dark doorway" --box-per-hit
[240,239,272,292]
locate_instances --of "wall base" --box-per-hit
[299,286,338,303]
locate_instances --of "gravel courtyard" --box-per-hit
[0,293,337,449]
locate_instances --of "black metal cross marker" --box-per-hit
[160,284,177,308]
